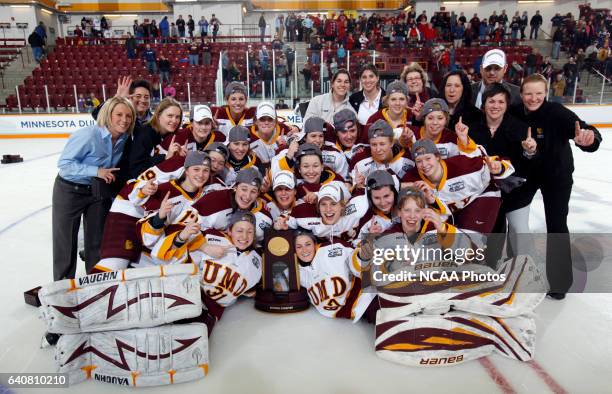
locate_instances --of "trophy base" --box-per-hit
[254,288,309,313]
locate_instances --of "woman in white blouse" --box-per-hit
[303,69,356,124]
[349,64,386,126]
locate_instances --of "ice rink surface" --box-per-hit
[1,135,611,394]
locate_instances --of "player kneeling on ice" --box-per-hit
[193,210,262,333]
[292,188,378,322]
[137,151,212,266]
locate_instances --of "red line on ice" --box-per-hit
[478,357,517,394]
[527,360,568,394]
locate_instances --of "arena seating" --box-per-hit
[0,39,26,74]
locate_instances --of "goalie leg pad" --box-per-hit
[375,311,536,367]
[39,264,202,334]
[56,322,208,386]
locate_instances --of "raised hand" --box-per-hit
[485,155,502,175]
[521,127,537,155]
[574,120,595,147]
[165,135,181,159]
[303,191,318,204]
[399,123,415,147]
[141,179,158,196]
[354,169,366,189]
[286,138,300,160]
[454,116,469,146]
[97,167,120,184]
[158,191,173,220]
[179,140,189,157]
[414,180,436,204]
[115,76,133,99]
[421,208,444,232]
[370,218,383,234]
[273,215,289,230]
[178,221,200,242]
[260,171,271,194]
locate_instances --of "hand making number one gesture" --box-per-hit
[454,116,470,146]
[521,127,537,155]
[573,121,595,147]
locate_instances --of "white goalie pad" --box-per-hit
[375,311,536,367]
[376,256,546,322]
[39,264,202,334]
[56,323,208,386]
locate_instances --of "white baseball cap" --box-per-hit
[318,184,343,203]
[273,170,295,190]
[192,105,213,122]
[482,49,506,69]
[256,102,276,120]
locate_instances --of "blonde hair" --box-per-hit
[96,97,136,135]
[397,187,427,210]
[521,73,549,92]
[400,62,428,87]
[150,97,183,133]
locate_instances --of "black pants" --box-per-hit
[52,176,112,281]
[511,177,573,293]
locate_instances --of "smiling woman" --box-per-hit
[52,97,136,281]
[304,69,356,124]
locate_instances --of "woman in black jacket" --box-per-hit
[440,70,482,130]
[509,74,602,300]
[128,97,184,179]
[467,83,534,268]
[349,64,385,125]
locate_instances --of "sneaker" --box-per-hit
[546,292,566,300]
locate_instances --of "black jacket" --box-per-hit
[448,101,482,131]
[349,88,386,113]
[509,100,601,181]
[128,124,166,179]
[471,81,521,108]
[467,112,532,178]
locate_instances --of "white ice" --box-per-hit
[0,135,611,394]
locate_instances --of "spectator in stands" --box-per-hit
[275,55,288,97]
[221,49,230,82]
[525,48,538,76]
[551,73,566,103]
[78,93,87,112]
[74,25,83,39]
[272,34,284,50]
[304,69,355,124]
[301,58,312,90]
[259,13,267,43]
[52,96,135,280]
[90,93,100,108]
[125,32,137,60]
[259,45,270,70]
[150,20,159,41]
[472,49,521,108]
[129,97,182,179]
[163,84,176,98]
[160,16,169,42]
[303,15,313,44]
[440,70,480,130]
[310,36,322,65]
[142,44,157,74]
[349,64,385,125]
[563,56,579,95]
[28,28,45,63]
[177,15,186,38]
[158,55,171,85]
[100,16,109,32]
[552,27,563,60]
[452,21,465,48]
[229,61,241,82]
[276,99,289,109]
[400,62,437,107]
[35,21,47,45]
[276,15,285,43]
[529,10,542,40]
[511,16,520,41]
[188,41,199,66]
[210,14,221,42]
[541,56,554,79]
[170,23,178,43]
[550,12,563,38]
[199,16,209,38]
[519,11,528,40]
[187,15,195,39]
[202,37,212,66]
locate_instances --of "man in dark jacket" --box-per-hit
[529,10,542,39]
[142,44,157,74]
[125,33,137,59]
[28,29,45,62]
[176,15,186,38]
[471,49,521,108]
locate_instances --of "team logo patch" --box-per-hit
[344,204,357,216]
[328,247,343,258]
[448,181,465,193]
[124,240,133,251]
[536,128,544,139]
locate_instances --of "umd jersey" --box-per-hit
[299,239,375,322]
[211,106,256,138]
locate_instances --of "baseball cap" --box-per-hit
[228,125,250,143]
[235,167,263,187]
[419,98,449,120]
[482,49,506,69]
[224,81,248,98]
[318,184,343,203]
[411,139,440,159]
[333,109,357,132]
[303,117,326,135]
[227,210,256,228]
[256,102,276,120]
[184,151,211,169]
[192,105,213,122]
[385,80,409,97]
[398,187,425,202]
[295,143,322,160]
[273,170,296,190]
[367,119,394,140]
[205,142,229,160]
[366,170,396,191]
